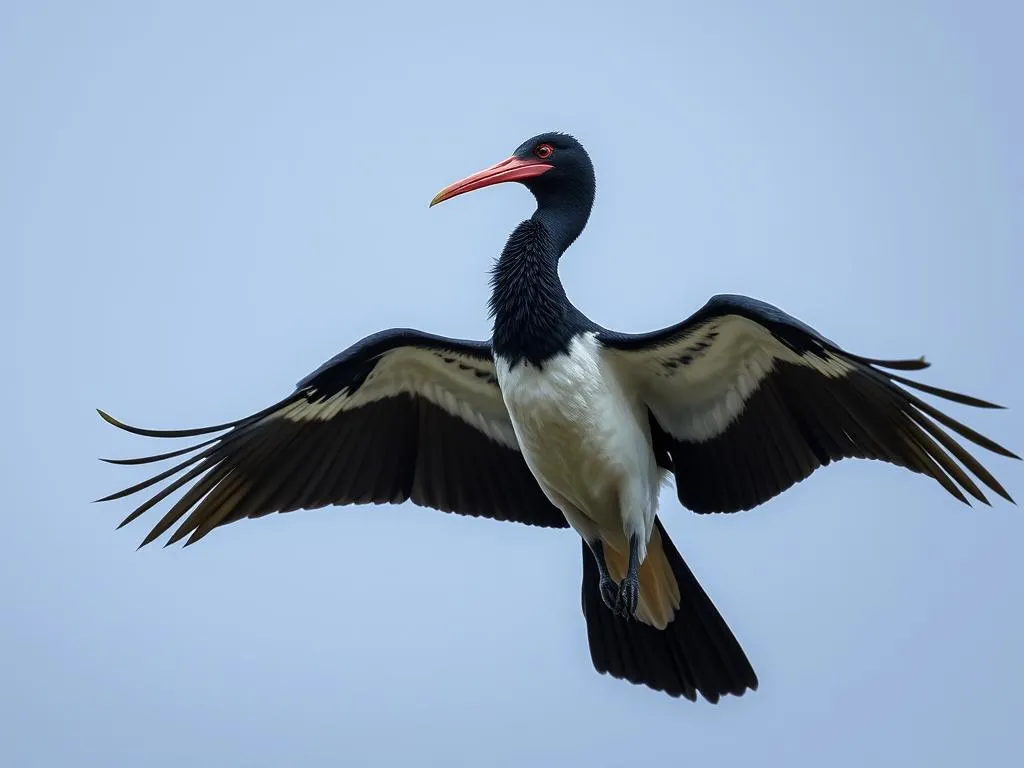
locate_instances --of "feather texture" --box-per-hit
[97,329,568,547]
[600,294,1017,513]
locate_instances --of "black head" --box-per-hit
[508,132,595,209]
[430,131,596,251]
[431,132,594,209]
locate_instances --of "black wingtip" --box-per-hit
[99,456,146,466]
[854,354,931,371]
[98,437,219,467]
[97,407,237,438]
[886,373,1009,410]
[138,533,165,550]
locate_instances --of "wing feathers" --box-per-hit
[607,295,1016,515]
[97,406,270,438]
[845,354,930,371]
[906,408,1013,503]
[884,373,1006,409]
[98,333,568,546]
[901,391,1018,460]
[139,463,225,547]
[99,436,220,466]
[97,446,219,504]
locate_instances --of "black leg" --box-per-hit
[614,534,641,619]
[587,540,620,613]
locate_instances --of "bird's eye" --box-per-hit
[534,144,553,160]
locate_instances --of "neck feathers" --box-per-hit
[488,172,595,367]
[489,220,572,366]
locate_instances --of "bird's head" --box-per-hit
[430,132,595,211]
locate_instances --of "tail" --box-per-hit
[581,518,758,702]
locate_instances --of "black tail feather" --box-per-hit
[580,518,757,702]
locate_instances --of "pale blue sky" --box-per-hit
[4,1,1023,766]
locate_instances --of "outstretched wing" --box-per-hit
[598,294,1018,514]
[98,328,568,547]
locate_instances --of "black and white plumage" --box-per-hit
[99,331,567,548]
[598,294,1017,514]
[99,132,1017,703]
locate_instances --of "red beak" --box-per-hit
[429,156,553,207]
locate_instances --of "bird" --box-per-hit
[98,131,1018,703]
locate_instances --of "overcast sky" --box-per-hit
[4,1,1023,766]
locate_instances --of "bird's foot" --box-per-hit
[598,574,620,613]
[613,573,640,619]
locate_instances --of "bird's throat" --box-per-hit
[489,220,573,367]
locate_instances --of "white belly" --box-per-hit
[495,333,661,558]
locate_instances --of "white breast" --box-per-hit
[495,333,661,556]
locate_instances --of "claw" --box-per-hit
[613,533,642,619]
[614,574,640,619]
[598,574,619,612]
[589,538,640,618]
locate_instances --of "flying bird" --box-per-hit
[98,132,1018,703]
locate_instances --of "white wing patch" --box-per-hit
[274,347,519,449]
[610,315,855,442]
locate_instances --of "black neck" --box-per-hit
[531,184,592,253]
[489,218,575,367]
[488,183,594,367]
